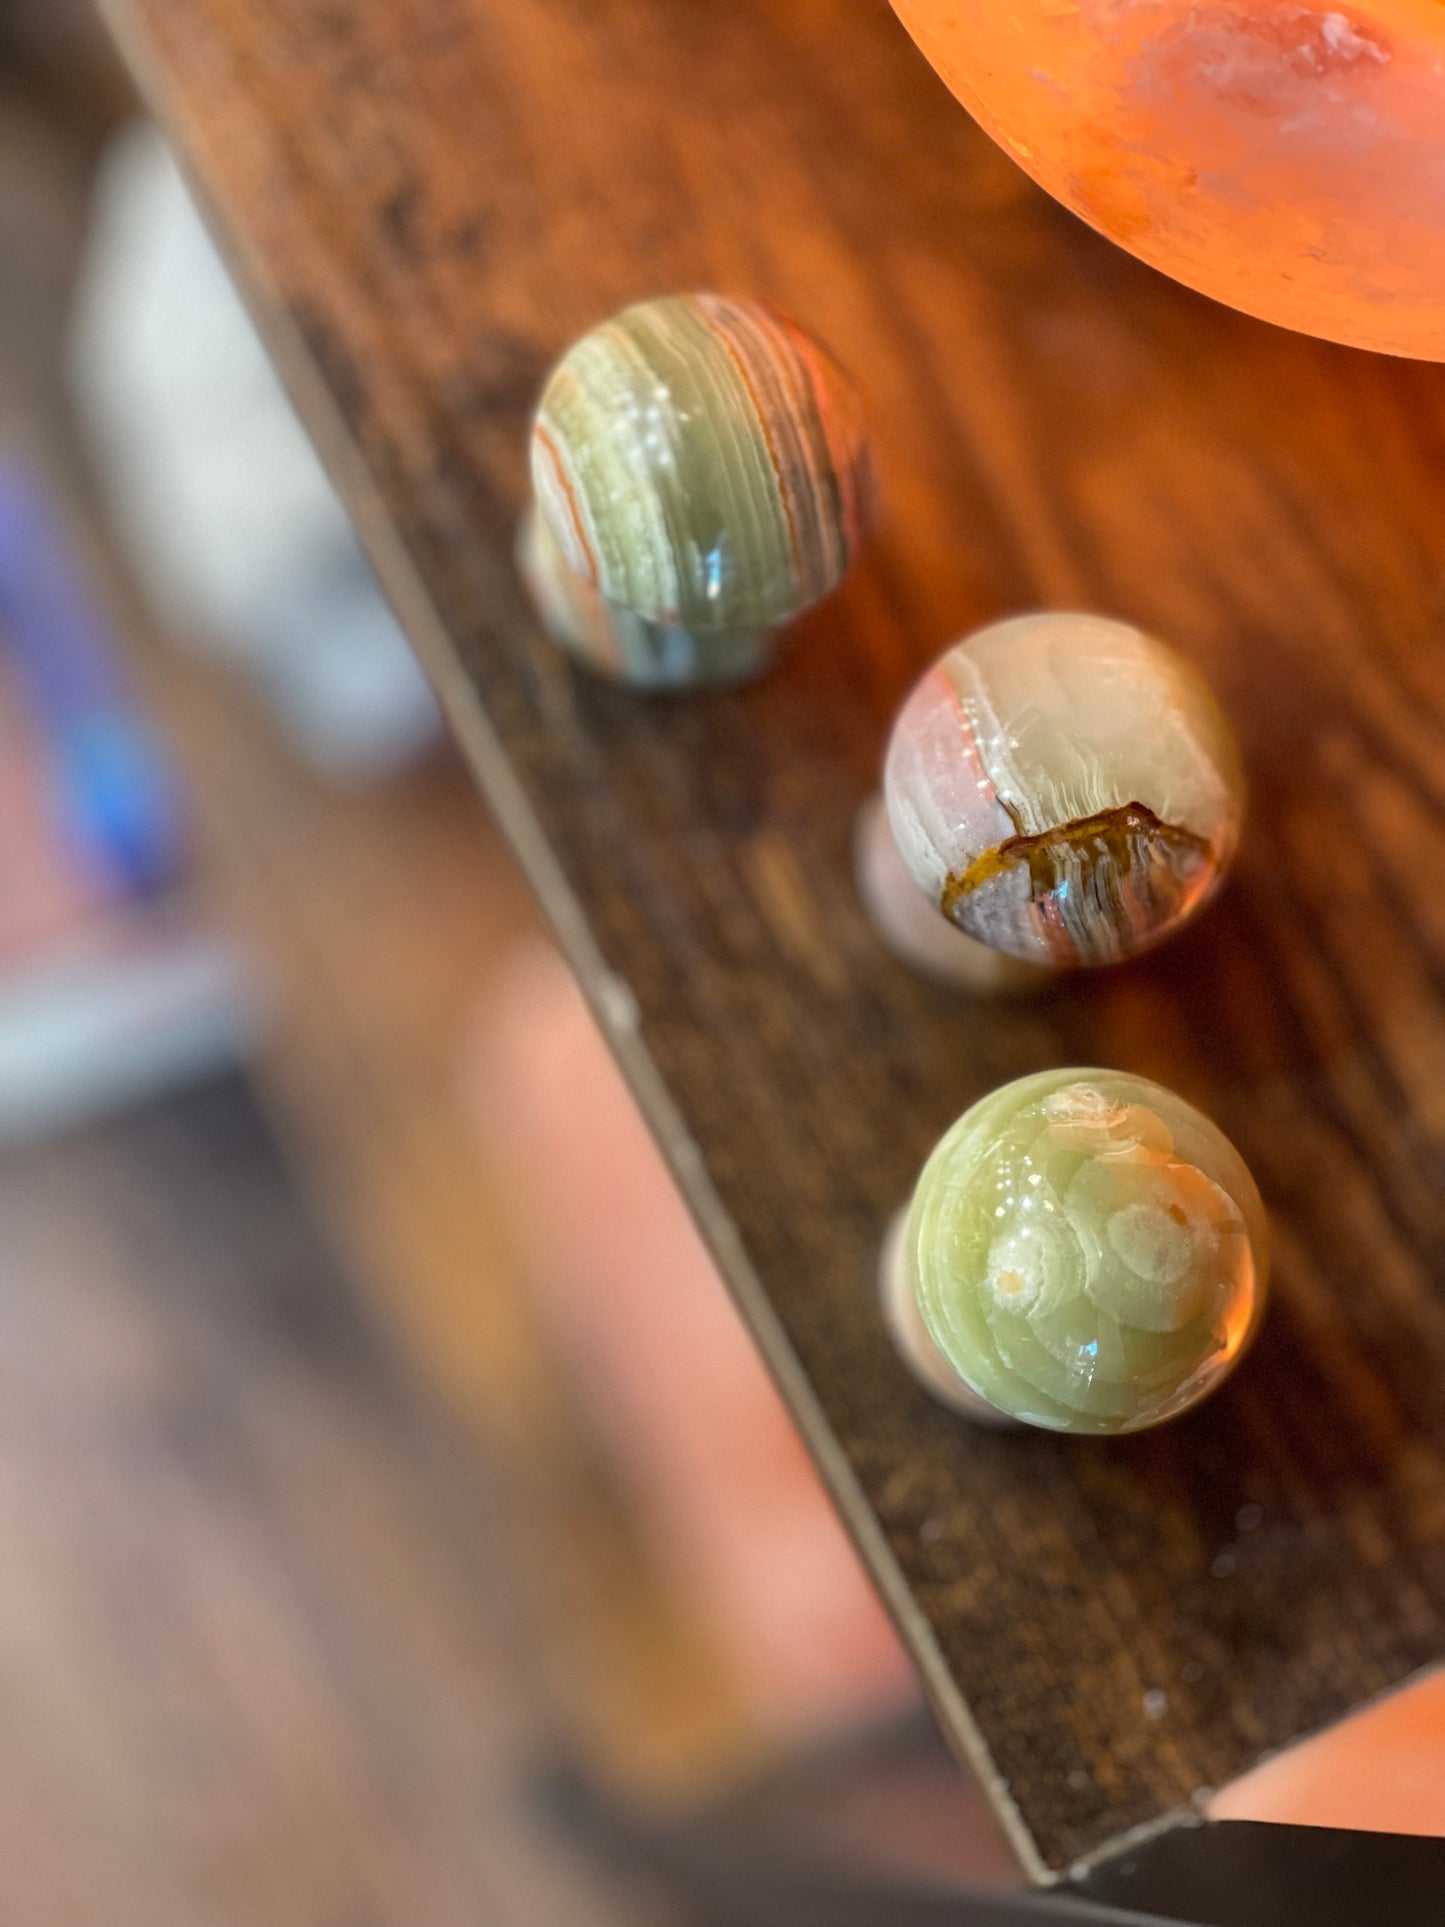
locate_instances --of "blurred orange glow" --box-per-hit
[893,0,1445,358]
[467,942,916,1742]
[1213,1668,1445,1834]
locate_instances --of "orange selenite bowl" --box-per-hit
[891,0,1445,359]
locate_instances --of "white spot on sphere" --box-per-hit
[1321,11,1388,64]
[984,1222,1065,1312]
[1108,1201,1195,1284]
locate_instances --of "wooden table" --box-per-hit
[106,0,1445,1881]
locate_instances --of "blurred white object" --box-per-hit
[69,121,439,781]
[0,920,264,1143]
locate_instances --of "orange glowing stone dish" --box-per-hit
[891,0,1445,359]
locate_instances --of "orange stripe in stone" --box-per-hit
[786,323,868,556]
[699,299,804,579]
[534,422,600,585]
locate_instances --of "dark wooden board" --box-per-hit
[106,0,1445,1878]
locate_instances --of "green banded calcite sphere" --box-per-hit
[528,293,874,683]
[907,1069,1268,1433]
[517,505,768,690]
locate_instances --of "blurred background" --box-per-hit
[5,8,1444,1916]
[0,7,1027,1920]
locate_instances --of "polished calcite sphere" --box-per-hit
[891,0,1445,359]
[884,614,1244,967]
[907,1069,1269,1433]
[516,504,769,690]
[853,795,1056,997]
[528,294,874,685]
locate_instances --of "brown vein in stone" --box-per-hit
[941,801,1213,918]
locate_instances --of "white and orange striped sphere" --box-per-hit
[530,294,875,639]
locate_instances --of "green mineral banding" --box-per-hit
[907,1068,1269,1434]
[530,293,874,639]
[516,505,770,689]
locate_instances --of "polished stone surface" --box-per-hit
[530,293,874,658]
[853,796,1057,996]
[892,0,1445,358]
[907,1069,1269,1434]
[885,614,1244,966]
[517,506,771,689]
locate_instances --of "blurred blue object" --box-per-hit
[0,456,187,896]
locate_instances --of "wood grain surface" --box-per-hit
[106,0,1445,1877]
